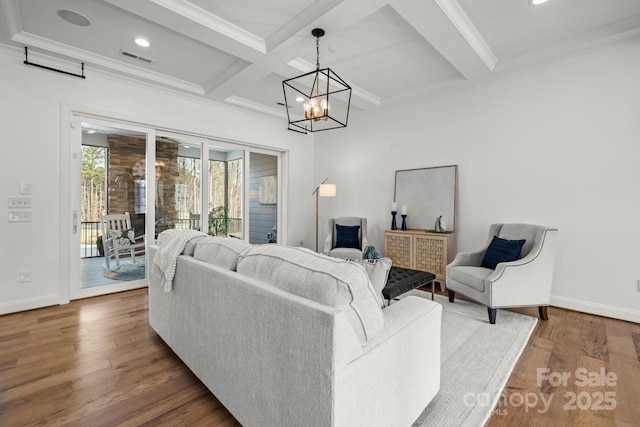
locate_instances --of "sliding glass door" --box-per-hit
[66,111,287,302]
[72,118,153,299]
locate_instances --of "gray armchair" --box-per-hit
[324,217,368,259]
[446,223,558,324]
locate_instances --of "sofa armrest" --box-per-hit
[374,296,440,345]
[335,295,441,426]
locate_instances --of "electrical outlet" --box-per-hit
[8,197,31,208]
[8,211,32,222]
[19,271,31,283]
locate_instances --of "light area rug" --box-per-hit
[402,291,538,427]
[103,262,146,282]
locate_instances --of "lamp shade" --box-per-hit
[319,183,336,197]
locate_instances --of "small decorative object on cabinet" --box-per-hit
[384,229,456,287]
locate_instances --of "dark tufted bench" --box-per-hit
[382,266,436,305]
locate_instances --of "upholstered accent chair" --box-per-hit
[324,217,368,259]
[446,223,558,324]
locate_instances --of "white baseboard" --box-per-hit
[0,294,60,316]
[551,295,640,324]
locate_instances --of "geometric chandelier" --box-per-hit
[282,28,352,134]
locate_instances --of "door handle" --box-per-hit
[73,210,78,234]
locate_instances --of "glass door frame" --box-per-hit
[155,131,208,233]
[66,114,156,301]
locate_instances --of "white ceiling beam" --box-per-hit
[265,0,344,51]
[390,0,497,80]
[0,0,23,36]
[102,0,266,63]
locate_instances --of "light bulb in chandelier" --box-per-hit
[303,97,329,121]
[320,98,329,117]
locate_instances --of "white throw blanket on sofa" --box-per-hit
[153,229,207,291]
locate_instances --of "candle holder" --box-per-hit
[391,211,397,230]
[401,214,408,230]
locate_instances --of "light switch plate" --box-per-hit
[20,182,32,195]
[8,197,31,209]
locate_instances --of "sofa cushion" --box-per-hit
[481,236,526,270]
[346,258,392,307]
[194,236,253,271]
[237,245,384,346]
[335,224,360,248]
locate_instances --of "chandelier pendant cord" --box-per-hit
[315,35,321,100]
[316,36,320,70]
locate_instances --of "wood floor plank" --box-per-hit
[632,332,640,362]
[581,319,609,361]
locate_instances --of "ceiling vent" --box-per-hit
[119,50,153,64]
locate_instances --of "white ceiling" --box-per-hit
[2,0,640,119]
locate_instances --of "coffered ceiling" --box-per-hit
[1,0,639,119]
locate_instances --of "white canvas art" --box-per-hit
[259,175,277,204]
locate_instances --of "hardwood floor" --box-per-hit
[486,304,640,427]
[0,289,239,426]
[1,289,638,426]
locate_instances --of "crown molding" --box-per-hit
[224,95,287,119]
[12,31,205,95]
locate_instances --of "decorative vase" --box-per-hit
[434,215,444,233]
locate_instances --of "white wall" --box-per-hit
[0,46,314,314]
[315,38,640,322]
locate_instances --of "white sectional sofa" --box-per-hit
[149,235,441,427]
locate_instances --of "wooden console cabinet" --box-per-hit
[384,229,456,282]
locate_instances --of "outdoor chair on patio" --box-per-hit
[100,212,146,271]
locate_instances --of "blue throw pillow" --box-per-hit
[481,236,526,269]
[335,224,360,249]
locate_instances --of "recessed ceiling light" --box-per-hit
[86,129,96,134]
[296,96,304,102]
[529,0,549,5]
[57,9,91,26]
[135,38,150,47]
